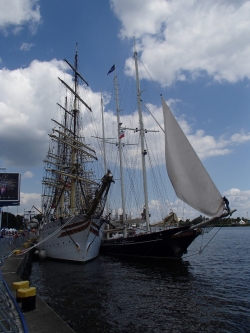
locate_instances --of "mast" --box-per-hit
[42,45,106,220]
[59,96,67,217]
[70,43,79,214]
[101,92,109,214]
[134,51,150,232]
[114,70,127,229]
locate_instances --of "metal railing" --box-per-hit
[0,236,30,333]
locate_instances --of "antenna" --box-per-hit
[133,36,137,54]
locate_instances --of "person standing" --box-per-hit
[223,196,230,212]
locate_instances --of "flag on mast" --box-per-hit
[119,130,125,139]
[107,64,115,75]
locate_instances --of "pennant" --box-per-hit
[107,64,115,75]
[119,130,125,139]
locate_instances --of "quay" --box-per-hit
[1,248,75,333]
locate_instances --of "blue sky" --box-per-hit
[0,0,249,221]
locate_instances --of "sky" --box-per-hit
[0,0,250,221]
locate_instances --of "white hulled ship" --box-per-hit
[37,45,113,263]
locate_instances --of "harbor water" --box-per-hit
[29,227,250,333]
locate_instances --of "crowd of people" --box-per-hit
[0,228,33,238]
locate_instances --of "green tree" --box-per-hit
[1,212,24,229]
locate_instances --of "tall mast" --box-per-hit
[114,70,126,228]
[134,51,150,231]
[101,92,109,215]
[70,43,79,214]
[59,96,68,217]
[101,93,107,173]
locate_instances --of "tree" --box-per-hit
[1,212,24,230]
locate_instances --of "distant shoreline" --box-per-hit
[210,224,250,227]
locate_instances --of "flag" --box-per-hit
[107,64,115,75]
[119,130,125,139]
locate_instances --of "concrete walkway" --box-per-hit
[1,253,75,333]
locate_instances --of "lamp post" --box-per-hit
[0,168,6,229]
[0,167,7,229]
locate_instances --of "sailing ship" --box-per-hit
[36,45,114,263]
[100,50,235,259]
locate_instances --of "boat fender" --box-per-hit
[76,242,80,251]
[33,250,40,261]
[39,250,46,260]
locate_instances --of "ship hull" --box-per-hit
[100,226,201,259]
[37,214,105,263]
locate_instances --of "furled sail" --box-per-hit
[162,97,224,217]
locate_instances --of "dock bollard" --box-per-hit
[17,287,36,311]
[12,281,30,302]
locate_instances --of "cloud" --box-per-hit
[0,59,67,167]
[22,171,34,179]
[111,0,250,86]
[0,57,248,220]
[224,188,250,218]
[231,131,250,144]
[15,186,248,221]
[1,57,247,172]
[21,191,41,211]
[0,0,41,34]
[141,102,236,161]
[0,58,118,169]
[20,42,34,51]
[147,187,250,221]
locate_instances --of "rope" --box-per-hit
[139,59,162,96]
[65,228,80,250]
[183,225,224,259]
[197,226,222,254]
[11,215,76,257]
[86,219,106,251]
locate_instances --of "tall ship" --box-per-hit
[37,45,113,263]
[100,50,235,259]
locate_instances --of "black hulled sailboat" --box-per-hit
[100,50,235,259]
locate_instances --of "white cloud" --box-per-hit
[0,58,118,169]
[12,187,249,220]
[1,56,247,170]
[4,191,41,217]
[0,0,41,34]
[111,0,250,86]
[141,102,239,161]
[0,58,248,220]
[224,188,250,218]
[20,42,34,51]
[20,191,41,211]
[0,59,67,167]
[231,131,250,143]
[22,171,34,179]
[148,187,250,221]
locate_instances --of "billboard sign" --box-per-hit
[0,173,21,207]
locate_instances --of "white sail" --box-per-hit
[162,97,224,217]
